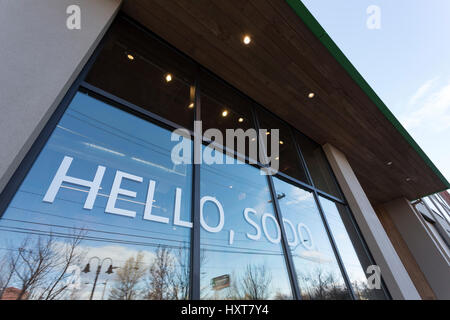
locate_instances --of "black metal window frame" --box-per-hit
[0,13,390,300]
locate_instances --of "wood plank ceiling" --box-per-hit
[122,0,447,204]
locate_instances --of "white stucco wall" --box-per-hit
[0,0,122,193]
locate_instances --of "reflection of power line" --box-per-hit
[60,113,187,176]
[0,227,285,257]
[10,200,189,241]
[8,204,251,244]
[12,192,260,243]
[65,110,172,156]
[1,218,188,245]
[1,218,281,254]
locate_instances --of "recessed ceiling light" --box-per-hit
[126,53,134,61]
[243,35,251,45]
[266,131,270,135]
[386,161,393,166]
[279,140,284,145]
[165,73,173,82]
[222,110,228,117]
[308,92,315,99]
[406,177,412,182]
[275,156,279,160]
[188,102,194,109]
[238,117,244,123]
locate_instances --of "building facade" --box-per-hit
[0,0,448,300]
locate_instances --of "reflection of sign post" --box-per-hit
[211,274,230,291]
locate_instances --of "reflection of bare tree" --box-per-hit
[0,246,21,298]
[0,229,86,300]
[143,245,204,300]
[145,245,192,300]
[273,291,291,300]
[241,264,272,300]
[172,246,190,300]
[145,246,176,300]
[37,229,86,300]
[299,268,350,300]
[109,253,147,300]
[352,280,385,300]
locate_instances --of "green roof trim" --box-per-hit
[286,0,450,189]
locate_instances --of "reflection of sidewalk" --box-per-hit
[0,287,28,300]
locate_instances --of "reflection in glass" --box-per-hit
[0,92,191,300]
[295,132,342,199]
[200,149,293,300]
[256,110,308,183]
[85,17,195,130]
[199,70,260,164]
[319,197,387,300]
[272,177,351,300]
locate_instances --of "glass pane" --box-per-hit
[200,151,293,300]
[319,197,388,300]
[200,71,258,163]
[85,17,195,130]
[0,92,191,300]
[272,177,351,300]
[256,109,308,183]
[295,132,342,199]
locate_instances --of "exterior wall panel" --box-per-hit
[0,0,122,194]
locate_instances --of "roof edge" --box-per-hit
[286,0,450,190]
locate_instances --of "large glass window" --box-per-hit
[272,177,351,300]
[319,197,387,300]
[295,132,342,199]
[0,92,192,300]
[200,71,258,163]
[256,110,308,183]
[85,17,196,130]
[199,150,293,300]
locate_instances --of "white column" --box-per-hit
[323,143,420,300]
[0,0,122,193]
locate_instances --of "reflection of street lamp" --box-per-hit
[101,280,109,300]
[82,257,115,300]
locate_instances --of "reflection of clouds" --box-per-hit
[250,188,272,217]
[297,250,332,264]
[79,245,156,268]
[285,188,313,206]
[238,192,246,201]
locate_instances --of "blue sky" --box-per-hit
[302,0,450,183]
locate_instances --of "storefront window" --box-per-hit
[200,71,258,163]
[272,177,351,300]
[0,92,192,300]
[200,150,293,299]
[256,110,308,183]
[295,132,342,199]
[85,17,196,130]
[318,197,387,299]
